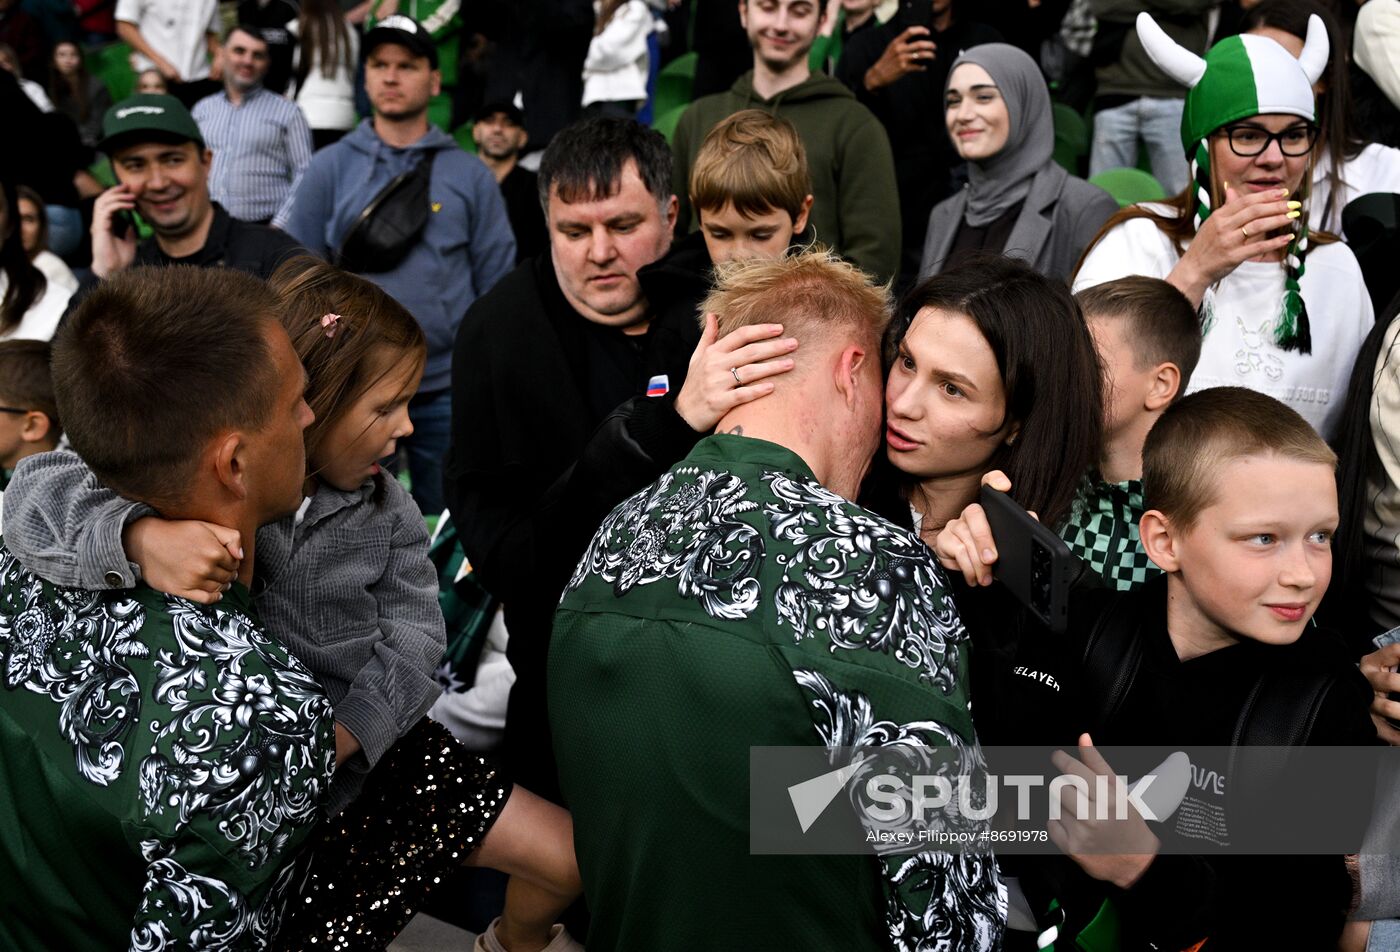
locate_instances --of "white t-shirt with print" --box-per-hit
[115,0,220,81]
[1073,204,1374,440]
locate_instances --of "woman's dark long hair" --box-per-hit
[1,173,47,334]
[884,255,1103,529]
[296,0,353,89]
[1239,0,1364,230]
[47,41,92,122]
[1325,287,1400,648]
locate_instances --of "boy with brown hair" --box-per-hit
[939,387,1376,950]
[688,109,814,265]
[1060,276,1200,589]
[0,340,61,486]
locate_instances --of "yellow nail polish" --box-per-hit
[1287,201,1303,210]
[1287,210,1301,219]
[1280,189,1290,197]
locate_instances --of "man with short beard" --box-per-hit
[278,15,515,517]
[193,25,313,224]
[472,100,547,263]
[671,0,901,283]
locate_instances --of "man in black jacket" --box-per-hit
[86,94,301,287]
[445,117,798,800]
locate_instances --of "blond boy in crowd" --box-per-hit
[689,109,814,266]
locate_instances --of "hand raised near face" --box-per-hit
[864,26,938,91]
[674,313,798,433]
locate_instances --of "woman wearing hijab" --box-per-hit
[920,43,1117,281]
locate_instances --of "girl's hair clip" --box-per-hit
[321,313,342,339]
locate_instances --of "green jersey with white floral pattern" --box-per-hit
[1059,475,1161,591]
[550,435,1005,952]
[0,543,334,950]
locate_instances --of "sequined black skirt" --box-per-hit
[275,716,510,950]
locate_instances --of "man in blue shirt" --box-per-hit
[278,16,516,516]
[193,23,313,223]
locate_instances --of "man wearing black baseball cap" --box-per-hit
[88,93,301,286]
[278,16,515,518]
[362,13,439,67]
[472,100,546,263]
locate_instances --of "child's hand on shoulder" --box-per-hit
[123,517,243,605]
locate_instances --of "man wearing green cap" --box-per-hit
[87,93,301,286]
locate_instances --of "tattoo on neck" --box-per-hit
[723,425,745,436]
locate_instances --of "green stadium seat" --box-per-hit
[87,42,135,102]
[658,50,697,81]
[652,104,688,146]
[1088,167,1168,207]
[651,51,697,119]
[428,93,453,134]
[1052,102,1089,175]
[453,121,477,154]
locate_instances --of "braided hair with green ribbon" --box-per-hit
[1137,12,1329,353]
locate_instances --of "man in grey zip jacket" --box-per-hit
[276,16,516,516]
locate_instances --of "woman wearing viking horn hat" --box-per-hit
[1072,12,1373,442]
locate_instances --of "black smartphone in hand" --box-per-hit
[110,209,135,240]
[979,486,1074,634]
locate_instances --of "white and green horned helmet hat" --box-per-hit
[1136,12,1328,352]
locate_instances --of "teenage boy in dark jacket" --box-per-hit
[938,387,1378,949]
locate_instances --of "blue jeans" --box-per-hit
[397,387,451,518]
[1370,920,1400,952]
[1089,97,1190,196]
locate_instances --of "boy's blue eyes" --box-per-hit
[1245,531,1332,545]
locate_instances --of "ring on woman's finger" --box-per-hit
[730,366,743,386]
[1241,225,1250,239]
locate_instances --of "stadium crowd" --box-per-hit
[3,0,1400,948]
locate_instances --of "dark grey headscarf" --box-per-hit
[946,43,1056,227]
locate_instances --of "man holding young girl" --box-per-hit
[0,266,331,948]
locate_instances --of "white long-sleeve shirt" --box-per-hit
[1074,203,1374,440]
[582,0,652,107]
